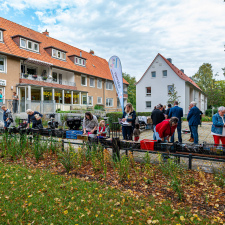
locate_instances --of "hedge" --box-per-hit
[182,116,212,122]
[205,109,218,117]
[106,112,152,129]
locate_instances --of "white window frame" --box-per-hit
[74,57,85,67]
[97,97,102,104]
[106,98,113,107]
[88,96,93,106]
[34,43,39,52]
[146,87,151,96]
[106,81,113,90]
[0,55,7,73]
[81,75,87,86]
[52,49,57,58]
[151,71,156,78]
[0,31,3,42]
[27,40,32,50]
[97,79,102,89]
[89,77,95,87]
[52,48,66,61]
[162,70,167,77]
[168,85,174,95]
[20,38,27,48]
[82,95,87,105]
[146,101,151,108]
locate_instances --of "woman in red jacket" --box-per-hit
[155,117,179,142]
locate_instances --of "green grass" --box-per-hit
[0,162,211,225]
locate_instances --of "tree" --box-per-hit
[192,63,225,108]
[167,84,181,105]
[122,72,136,109]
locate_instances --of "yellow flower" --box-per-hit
[64,210,68,215]
[99,194,102,198]
[180,216,185,221]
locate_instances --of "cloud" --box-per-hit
[0,0,225,80]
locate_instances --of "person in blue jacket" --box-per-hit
[122,103,136,140]
[187,101,201,144]
[168,101,183,143]
[211,106,225,145]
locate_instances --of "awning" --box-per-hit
[24,58,53,67]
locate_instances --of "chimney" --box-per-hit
[89,49,94,55]
[42,29,49,37]
[167,58,172,63]
[180,69,184,73]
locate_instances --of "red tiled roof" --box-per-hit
[0,17,128,85]
[136,53,202,91]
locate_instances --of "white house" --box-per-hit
[136,53,207,115]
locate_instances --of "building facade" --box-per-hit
[0,17,128,114]
[136,53,207,115]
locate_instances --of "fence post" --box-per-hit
[189,154,192,170]
[112,137,120,161]
[62,140,64,152]
[29,136,32,146]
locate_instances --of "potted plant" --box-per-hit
[32,75,38,79]
[23,73,29,78]
[42,76,48,81]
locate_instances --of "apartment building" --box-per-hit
[0,17,128,113]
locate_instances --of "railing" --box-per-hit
[20,73,76,87]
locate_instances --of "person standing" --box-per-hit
[187,105,194,142]
[165,103,172,119]
[12,92,19,113]
[122,103,136,140]
[151,104,165,140]
[187,101,201,144]
[168,101,183,143]
[0,90,4,107]
[1,105,13,128]
[211,106,225,145]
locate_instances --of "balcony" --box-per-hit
[20,73,76,87]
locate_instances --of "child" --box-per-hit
[98,120,107,137]
[133,123,140,142]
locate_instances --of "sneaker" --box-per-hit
[189,138,194,142]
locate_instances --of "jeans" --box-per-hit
[189,125,193,138]
[171,123,182,143]
[122,126,132,140]
[190,125,198,144]
[4,121,11,128]
[154,127,167,142]
[153,125,156,140]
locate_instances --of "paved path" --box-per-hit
[140,121,214,143]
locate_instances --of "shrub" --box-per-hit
[106,112,123,129]
[205,109,218,117]
[94,104,105,111]
[136,112,151,117]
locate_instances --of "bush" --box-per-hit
[94,104,105,111]
[106,112,123,130]
[205,109,218,117]
[136,112,151,117]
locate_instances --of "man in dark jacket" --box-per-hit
[1,105,13,128]
[187,101,201,144]
[165,103,172,119]
[168,101,183,143]
[151,104,165,140]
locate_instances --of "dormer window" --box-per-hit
[17,37,40,53]
[51,48,66,61]
[0,30,3,42]
[74,57,86,67]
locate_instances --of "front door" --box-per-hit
[59,74,62,85]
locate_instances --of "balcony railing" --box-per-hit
[20,73,76,87]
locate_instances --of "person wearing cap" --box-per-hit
[187,101,201,144]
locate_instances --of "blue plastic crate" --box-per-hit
[66,130,83,135]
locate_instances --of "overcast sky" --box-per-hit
[1,0,225,81]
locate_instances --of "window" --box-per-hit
[97,79,102,89]
[27,66,37,75]
[88,96,93,106]
[20,38,39,52]
[20,38,26,48]
[52,48,66,61]
[106,81,113,90]
[151,71,156,78]
[97,97,102,104]
[168,85,174,95]
[163,70,167,77]
[82,95,87,105]
[89,77,95,87]
[146,101,151,108]
[27,41,32,50]
[146,87,151,96]
[0,31,3,42]
[52,72,57,82]
[75,57,86,67]
[81,75,87,86]
[0,55,6,73]
[106,98,113,107]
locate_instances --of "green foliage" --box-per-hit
[193,64,225,107]
[136,112,151,116]
[122,72,136,109]
[167,84,181,104]
[94,104,104,111]
[59,144,75,173]
[106,112,123,129]
[205,108,218,117]
[214,172,225,188]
